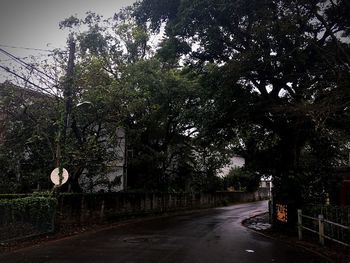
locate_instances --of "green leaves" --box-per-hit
[0,83,58,193]
[59,16,80,29]
[133,0,350,201]
[3,1,348,197]
[0,196,57,238]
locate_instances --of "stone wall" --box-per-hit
[56,190,269,225]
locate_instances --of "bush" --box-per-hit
[224,168,261,192]
[0,196,57,241]
[0,192,53,199]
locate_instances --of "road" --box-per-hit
[0,201,329,263]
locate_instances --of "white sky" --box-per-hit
[0,0,136,50]
[0,0,136,81]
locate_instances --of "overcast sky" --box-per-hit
[0,0,136,50]
[0,0,136,81]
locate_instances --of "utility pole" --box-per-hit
[63,34,76,144]
[56,34,75,183]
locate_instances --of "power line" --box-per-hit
[0,48,57,83]
[0,43,56,52]
[0,64,56,96]
[0,52,57,63]
[0,56,29,62]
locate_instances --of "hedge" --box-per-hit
[0,196,58,241]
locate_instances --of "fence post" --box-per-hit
[50,206,56,233]
[318,214,325,246]
[100,199,105,221]
[297,209,302,240]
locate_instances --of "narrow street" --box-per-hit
[0,201,329,263]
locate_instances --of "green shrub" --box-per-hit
[0,192,53,199]
[0,196,58,234]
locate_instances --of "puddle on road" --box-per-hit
[123,237,151,243]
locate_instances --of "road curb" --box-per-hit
[242,212,335,263]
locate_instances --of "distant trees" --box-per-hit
[224,168,261,192]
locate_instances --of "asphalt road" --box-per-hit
[0,201,329,263]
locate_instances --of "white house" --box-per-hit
[79,127,127,193]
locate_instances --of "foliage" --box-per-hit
[45,11,148,192]
[120,59,228,192]
[224,168,261,192]
[1,7,230,193]
[0,192,53,199]
[0,196,57,238]
[0,83,58,193]
[51,10,227,193]
[3,1,349,198]
[134,0,350,203]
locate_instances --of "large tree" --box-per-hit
[119,59,230,192]
[134,0,350,203]
[51,10,228,192]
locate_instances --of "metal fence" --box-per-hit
[298,205,350,247]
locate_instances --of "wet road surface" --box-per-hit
[0,201,329,263]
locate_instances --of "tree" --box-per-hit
[134,0,350,203]
[224,168,261,192]
[54,10,153,192]
[1,8,232,193]
[0,82,58,192]
[119,59,223,192]
[56,12,182,192]
[57,9,231,193]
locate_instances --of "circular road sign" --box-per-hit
[50,167,69,186]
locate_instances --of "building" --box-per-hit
[78,127,127,193]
